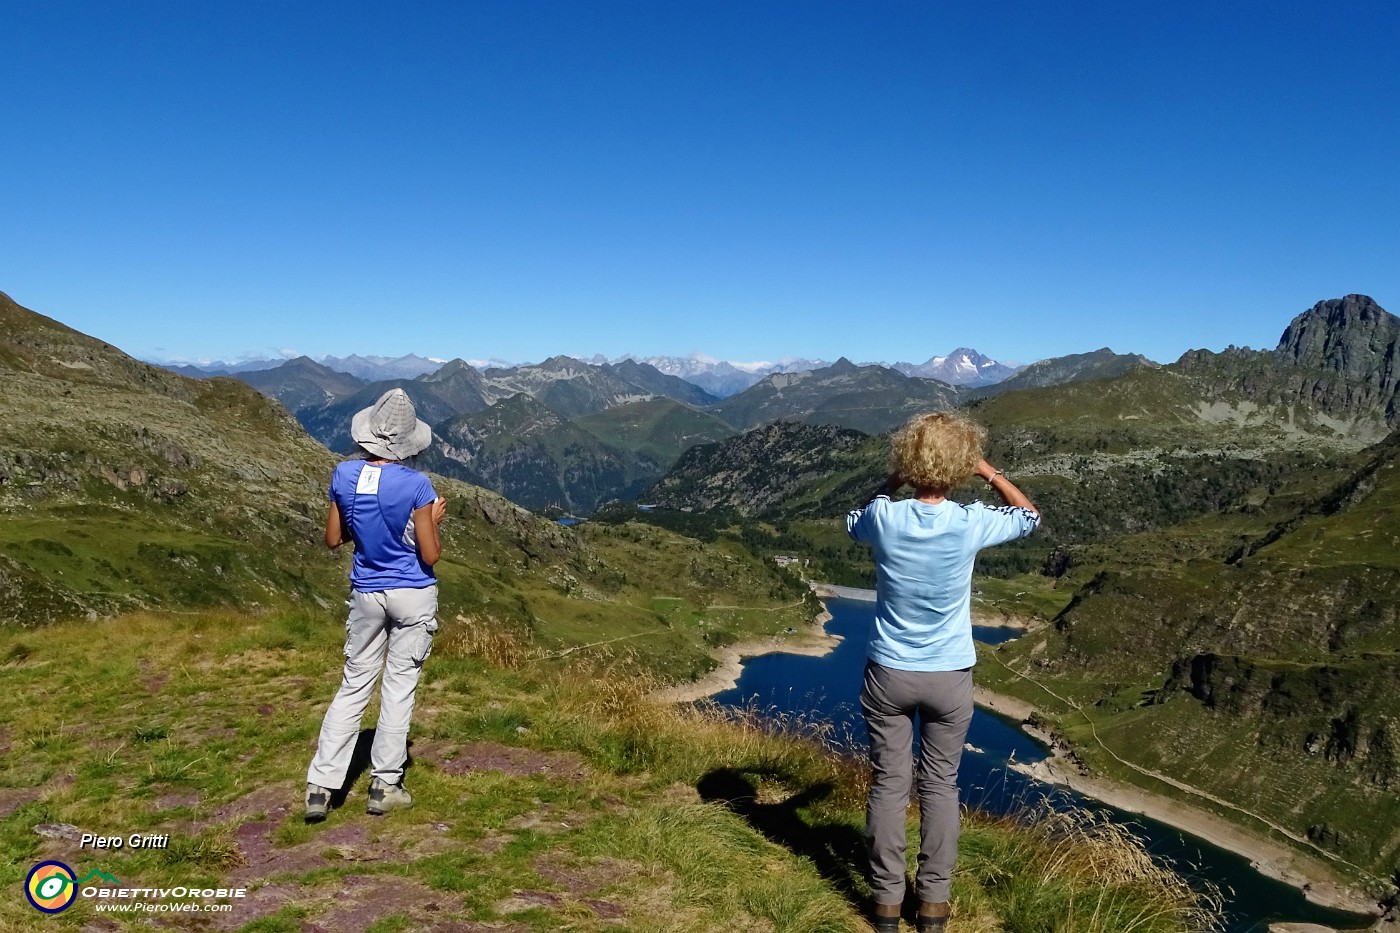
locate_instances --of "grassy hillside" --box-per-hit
[574,397,736,468]
[977,431,1400,883]
[0,608,1222,932]
[0,294,339,622]
[0,291,821,682]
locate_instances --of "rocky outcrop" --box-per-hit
[1170,653,1400,790]
[1277,295,1400,388]
[1176,296,1400,431]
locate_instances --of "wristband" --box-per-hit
[985,470,1004,483]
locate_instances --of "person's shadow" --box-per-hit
[696,767,868,905]
[328,729,417,807]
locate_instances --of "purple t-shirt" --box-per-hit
[329,459,437,592]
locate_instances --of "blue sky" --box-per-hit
[3,1,1397,368]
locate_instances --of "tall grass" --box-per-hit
[3,609,1225,932]
[442,618,1224,932]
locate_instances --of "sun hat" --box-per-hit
[350,388,433,460]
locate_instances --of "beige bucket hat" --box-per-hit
[350,388,432,460]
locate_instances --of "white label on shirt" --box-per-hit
[356,465,382,495]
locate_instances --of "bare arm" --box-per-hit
[861,472,903,507]
[325,501,347,549]
[412,497,448,566]
[974,460,1039,515]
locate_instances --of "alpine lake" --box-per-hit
[712,597,1377,933]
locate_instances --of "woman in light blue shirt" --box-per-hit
[847,412,1039,932]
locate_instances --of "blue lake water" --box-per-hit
[712,598,1375,933]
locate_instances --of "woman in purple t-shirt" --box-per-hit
[305,388,446,822]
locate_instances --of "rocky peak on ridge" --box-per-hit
[894,347,1022,386]
[602,358,719,407]
[421,357,484,381]
[1173,295,1400,433]
[1276,294,1399,389]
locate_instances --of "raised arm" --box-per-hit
[860,472,903,507]
[325,501,347,549]
[974,460,1038,515]
[411,497,448,566]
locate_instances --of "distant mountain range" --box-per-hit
[166,347,1027,398]
[707,357,962,434]
[166,352,444,381]
[168,340,1161,515]
[891,347,1022,386]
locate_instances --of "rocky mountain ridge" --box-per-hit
[707,357,962,434]
[971,347,1157,395]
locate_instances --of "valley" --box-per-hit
[5,287,1400,928]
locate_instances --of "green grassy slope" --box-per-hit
[0,609,1222,933]
[574,397,736,467]
[981,431,1400,881]
[0,291,819,681]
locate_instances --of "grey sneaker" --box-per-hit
[366,778,412,815]
[304,783,331,823]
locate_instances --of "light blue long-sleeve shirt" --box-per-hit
[847,495,1039,671]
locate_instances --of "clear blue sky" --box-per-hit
[3,1,1397,367]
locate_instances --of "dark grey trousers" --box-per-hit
[860,661,974,905]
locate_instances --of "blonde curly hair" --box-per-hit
[890,412,985,493]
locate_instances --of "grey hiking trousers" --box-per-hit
[860,661,974,905]
[308,586,438,789]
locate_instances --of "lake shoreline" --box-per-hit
[974,680,1383,920]
[650,602,842,704]
[655,585,1384,925]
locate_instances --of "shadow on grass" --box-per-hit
[324,724,422,810]
[697,767,868,906]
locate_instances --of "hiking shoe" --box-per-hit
[871,902,902,933]
[366,778,412,815]
[304,783,331,823]
[917,902,950,932]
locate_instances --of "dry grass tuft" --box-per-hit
[438,612,531,667]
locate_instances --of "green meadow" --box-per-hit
[2,609,1222,932]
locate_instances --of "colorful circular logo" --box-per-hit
[26,861,77,914]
